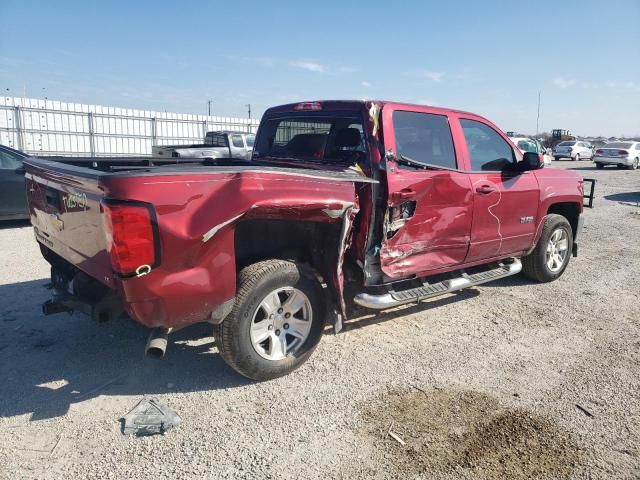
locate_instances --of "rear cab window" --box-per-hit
[459,118,515,171]
[205,132,229,147]
[254,111,368,168]
[392,111,457,169]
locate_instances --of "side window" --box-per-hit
[231,135,245,148]
[392,111,457,169]
[0,149,23,170]
[460,119,515,171]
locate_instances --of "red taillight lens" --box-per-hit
[595,149,603,155]
[101,202,158,275]
[618,150,628,155]
[293,102,322,111]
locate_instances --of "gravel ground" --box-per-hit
[0,160,639,479]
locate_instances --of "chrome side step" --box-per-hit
[353,259,522,310]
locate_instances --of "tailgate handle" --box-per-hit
[45,187,60,209]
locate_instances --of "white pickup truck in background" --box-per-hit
[152,131,255,160]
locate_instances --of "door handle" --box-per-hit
[392,189,416,200]
[475,184,496,194]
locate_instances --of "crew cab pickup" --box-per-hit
[24,100,588,380]
[152,130,254,160]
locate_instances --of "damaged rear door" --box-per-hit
[379,106,473,279]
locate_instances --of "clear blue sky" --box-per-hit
[1,0,638,136]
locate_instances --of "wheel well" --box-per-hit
[234,219,342,283]
[547,202,580,237]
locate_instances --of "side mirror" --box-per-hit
[519,152,543,171]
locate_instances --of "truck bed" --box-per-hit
[23,155,375,328]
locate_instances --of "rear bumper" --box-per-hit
[593,156,633,166]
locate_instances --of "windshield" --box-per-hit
[254,113,367,166]
[245,135,255,147]
[604,142,632,149]
[558,141,575,147]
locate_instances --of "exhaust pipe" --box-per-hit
[145,327,170,358]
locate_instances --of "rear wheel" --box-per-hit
[554,156,560,161]
[630,158,639,170]
[595,163,604,169]
[214,259,325,381]
[522,214,573,282]
[574,154,580,161]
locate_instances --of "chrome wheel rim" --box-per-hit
[249,287,312,361]
[546,228,569,272]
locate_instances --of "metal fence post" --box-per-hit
[13,106,24,151]
[87,112,96,157]
[151,117,157,146]
[202,120,207,139]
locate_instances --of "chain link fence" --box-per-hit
[0,96,259,157]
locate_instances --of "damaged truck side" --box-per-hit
[24,100,588,380]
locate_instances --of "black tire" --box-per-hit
[554,156,560,161]
[630,158,639,170]
[574,154,580,162]
[596,163,604,169]
[522,214,573,283]
[214,260,326,381]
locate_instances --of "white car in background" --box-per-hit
[593,141,640,169]
[553,141,594,161]
[510,137,552,165]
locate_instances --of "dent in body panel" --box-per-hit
[111,169,364,328]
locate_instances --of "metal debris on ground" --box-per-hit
[385,421,406,445]
[121,398,181,436]
[575,404,594,418]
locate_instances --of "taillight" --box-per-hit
[293,102,322,111]
[101,201,159,276]
[595,149,603,155]
[618,150,628,155]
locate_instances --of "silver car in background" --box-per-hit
[553,141,594,161]
[593,142,640,169]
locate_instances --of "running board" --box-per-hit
[353,259,522,310]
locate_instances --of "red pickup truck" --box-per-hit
[24,100,588,380]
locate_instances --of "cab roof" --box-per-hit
[264,100,476,118]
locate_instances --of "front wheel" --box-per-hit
[522,214,573,282]
[596,163,604,169]
[214,260,326,381]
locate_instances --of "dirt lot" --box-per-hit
[1,160,639,479]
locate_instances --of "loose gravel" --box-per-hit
[0,160,639,479]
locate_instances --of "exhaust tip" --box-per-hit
[145,328,169,358]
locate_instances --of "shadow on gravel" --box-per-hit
[343,289,481,332]
[603,191,640,204]
[0,219,31,230]
[0,279,250,422]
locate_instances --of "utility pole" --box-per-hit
[246,103,251,120]
[535,90,541,139]
[207,100,213,117]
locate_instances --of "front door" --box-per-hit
[0,148,27,218]
[379,107,474,279]
[457,117,539,262]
